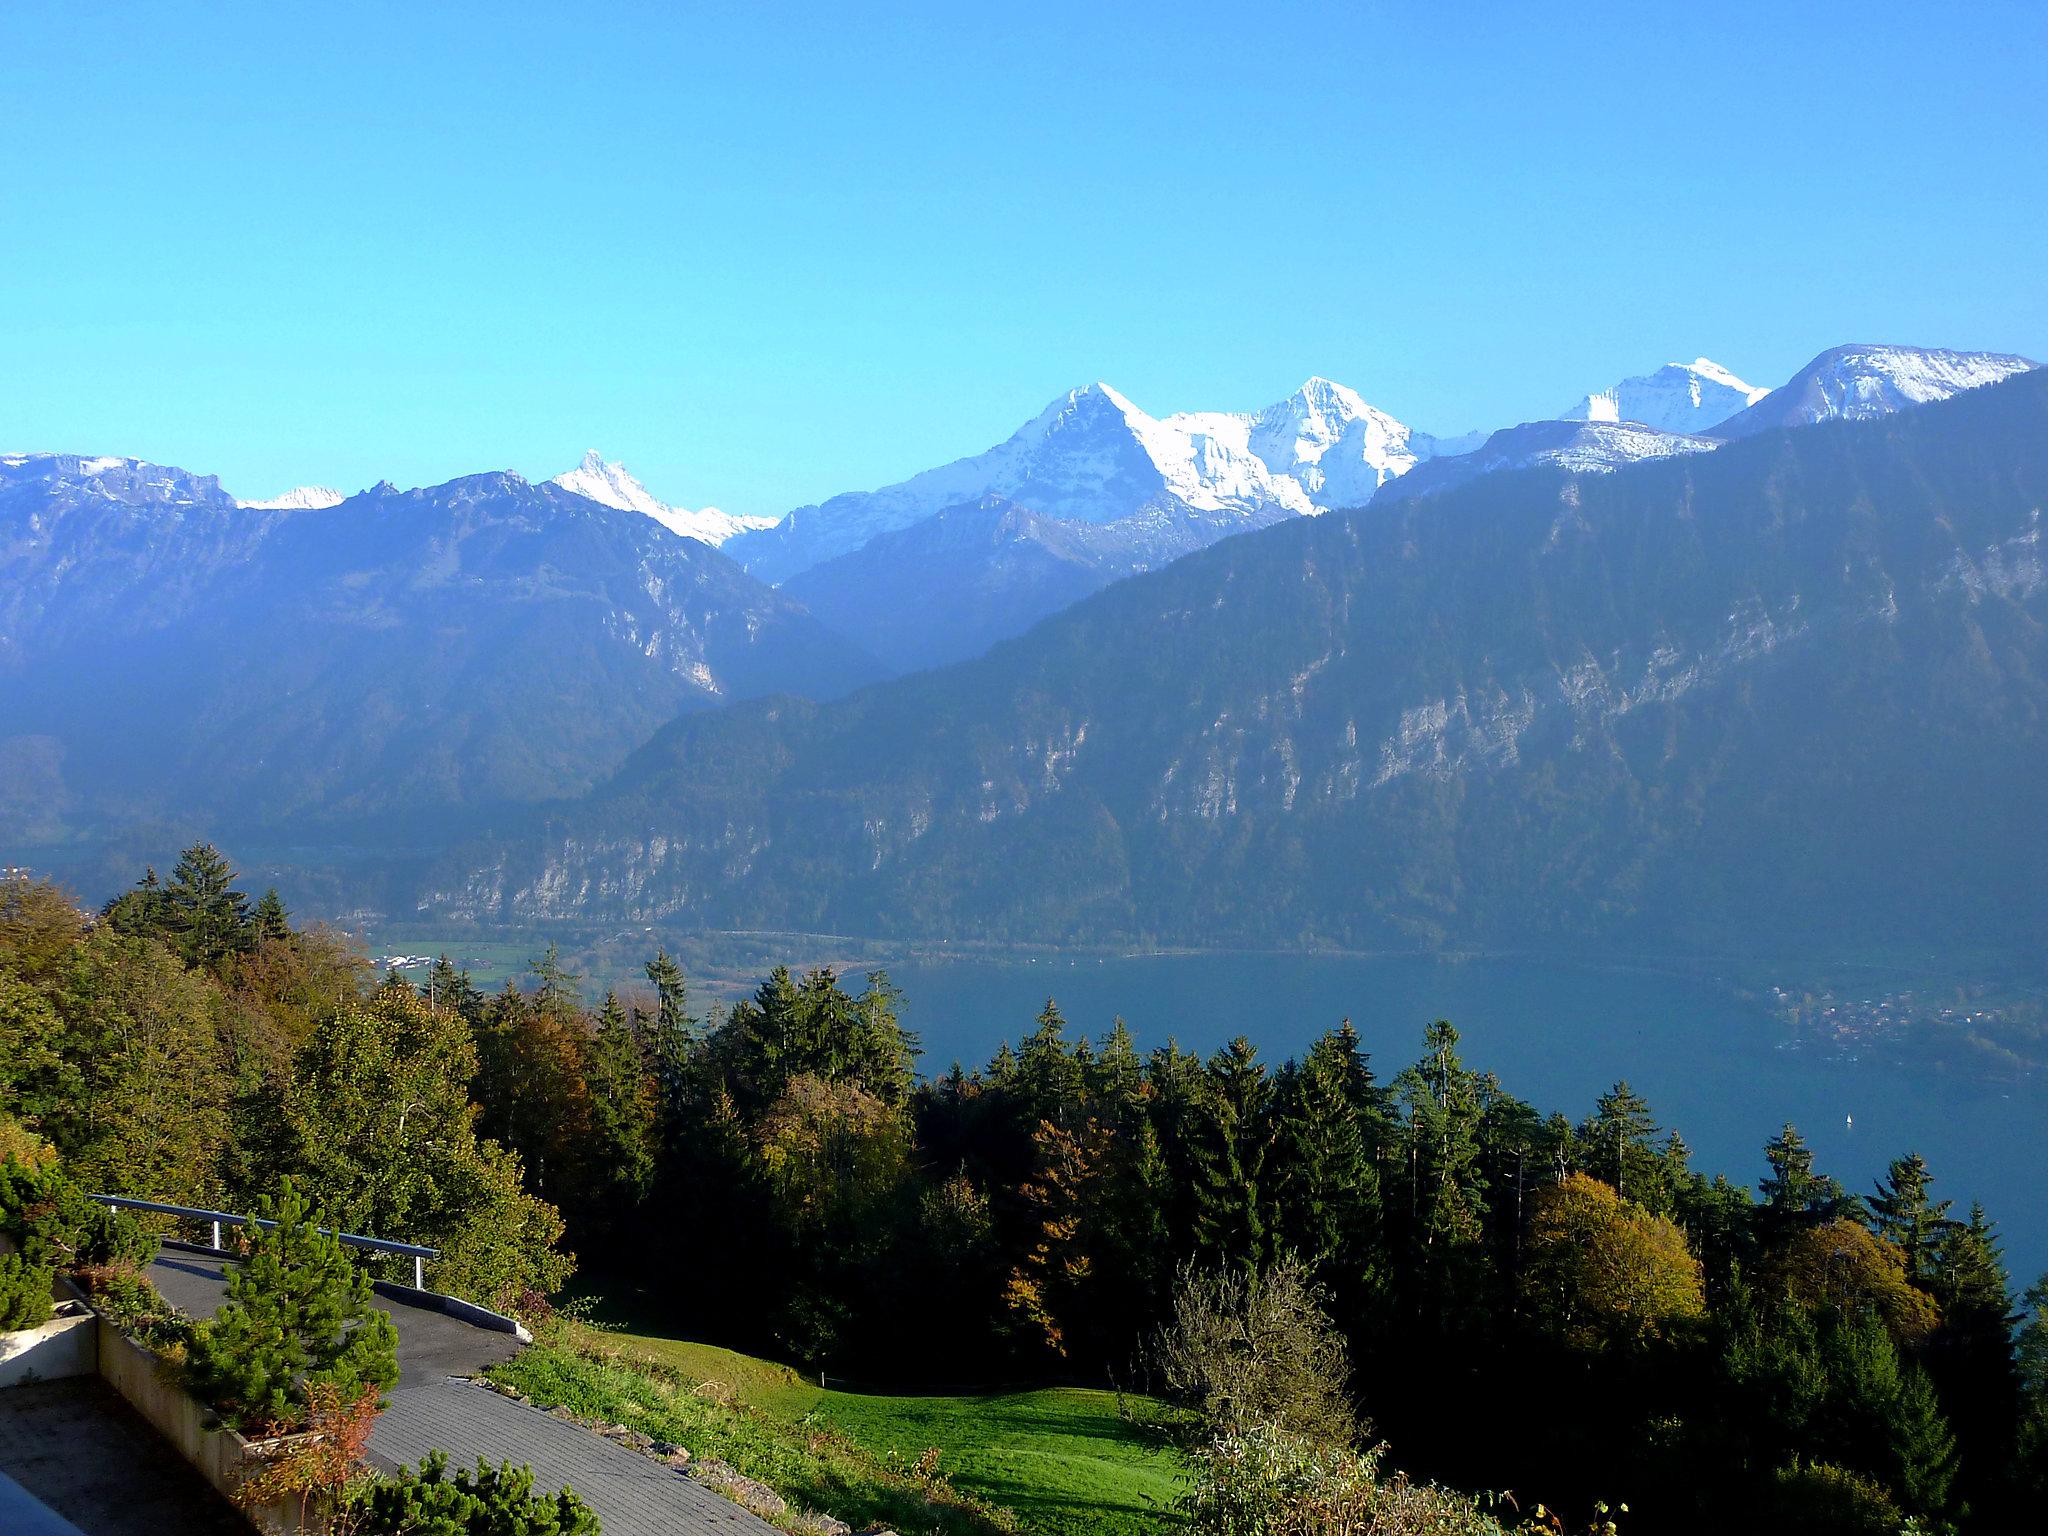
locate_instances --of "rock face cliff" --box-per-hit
[430,370,2048,964]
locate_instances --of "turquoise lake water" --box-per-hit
[875,951,2048,1289]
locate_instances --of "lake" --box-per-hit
[877,951,2048,1289]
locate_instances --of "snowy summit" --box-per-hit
[1561,358,1769,437]
[726,378,1480,584]
[549,450,775,547]
[237,485,346,510]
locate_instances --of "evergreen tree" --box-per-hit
[1870,1152,1952,1287]
[1579,1080,1663,1209]
[424,955,483,1022]
[1760,1123,1860,1242]
[1393,1021,1490,1327]
[1273,1024,1386,1301]
[250,887,291,944]
[1015,998,1086,1130]
[100,866,172,944]
[528,943,582,1009]
[1189,1037,1275,1271]
[162,842,252,969]
[579,989,658,1238]
[184,1179,400,1432]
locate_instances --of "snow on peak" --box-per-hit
[1562,358,1769,436]
[237,485,345,510]
[729,378,1454,583]
[1712,343,2040,439]
[548,451,775,547]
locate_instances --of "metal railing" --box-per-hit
[92,1195,440,1290]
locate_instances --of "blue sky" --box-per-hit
[4,1,2044,515]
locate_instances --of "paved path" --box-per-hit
[148,1249,778,1536]
[0,1377,242,1536]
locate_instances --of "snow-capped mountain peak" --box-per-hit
[237,485,346,510]
[1562,358,1769,436]
[1711,343,2038,439]
[548,451,775,547]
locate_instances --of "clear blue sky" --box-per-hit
[4,1,2044,515]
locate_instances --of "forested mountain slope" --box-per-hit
[430,370,2048,962]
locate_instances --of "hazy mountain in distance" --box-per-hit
[0,458,885,846]
[237,484,346,510]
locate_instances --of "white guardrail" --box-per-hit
[91,1195,440,1290]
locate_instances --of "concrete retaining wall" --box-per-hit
[0,1301,97,1387]
[0,1255,98,1389]
[96,1321,319,1535]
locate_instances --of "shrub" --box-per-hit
[184,1178,399,1432]
[235,1382,381,1529]
[1148,1257,1358,1445]
[349,1451,601,1535]
[76,1262,194,1357]
[0,1118,57,1171]
[1179,1425,1507,1536]
[0,1251,55,1332]
[0,1157,158,1271]
[1762,1460,1910,1536]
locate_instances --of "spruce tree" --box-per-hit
[1870,1152,1952,1287]
[250,887,291,944]
[424,955,483,1021]
[1579,1080,1662,1208]
[1190,1037,1275,1271]
[1393,1021,1490,1329]
[1273,1025,1384,1291]
[162,842,251,969]
[580,989,658,1234]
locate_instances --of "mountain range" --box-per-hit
[0,458,881,847]
[424,365,2048,965]
[736,345,2032,669]
[4,340,2039,939]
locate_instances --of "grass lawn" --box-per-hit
[810,1385,1183,1536]
[530,1314,1184,1536]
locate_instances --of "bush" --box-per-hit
[1179,1425,1507,1536]
[0,1251,55,1332]
[350,1451,601,1535]
[1762,1460,1910,1536]
[184,1178,399,1432]
[76,1262,194,1357]
[0,1157,158,1271]
[1148,1257,1358,1445]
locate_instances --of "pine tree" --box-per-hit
[162,842,252,969]
[184,1178,399,1432]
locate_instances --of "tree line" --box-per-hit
[6,847,2048,1533]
